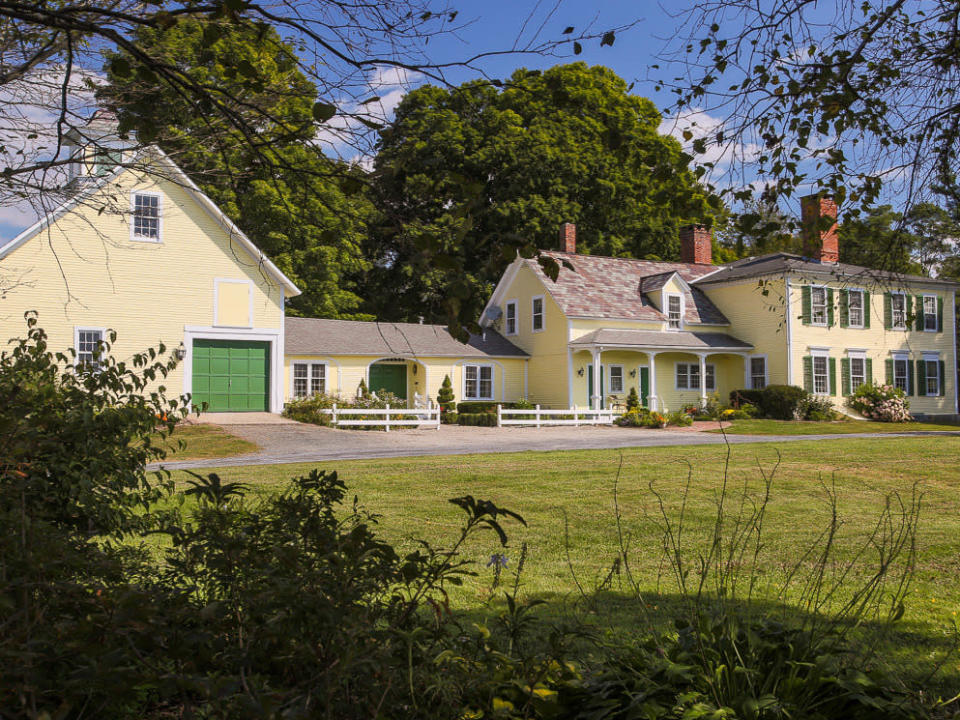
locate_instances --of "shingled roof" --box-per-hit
[569,329,752,351]
[523,252,729,325]
[285,317,527,358]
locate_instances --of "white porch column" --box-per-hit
[698,353,708,406]
[648,351,658,411]
[591,347,601,410]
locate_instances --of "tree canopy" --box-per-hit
[368,62,723,324]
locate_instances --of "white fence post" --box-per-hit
[535,404,541,429]
[436,405,441,429]
[573,405,579,427]
[332,403,338,427]
[497,403,502,427]
[385,403,390,433]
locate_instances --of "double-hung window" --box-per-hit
[293,362,326,398]
[923,295,938,331]
[850,356,866,392]
[811,286,828,325]
[132,193,160,241]
[847,290,864,328]
[464,364,494,400]
[812,355,829,395]
[505,300,517,335]
[676,362,715,391]
[750,356,767,389]
[667,294,682,329]
[891,293,907,330]
[609,365,624,393]
[76,328,104,370]
[893,356,909,392]
[531,296,544,332]
[924,356,941,396]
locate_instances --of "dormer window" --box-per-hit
[667,294,682,329]
[132,192,160,242]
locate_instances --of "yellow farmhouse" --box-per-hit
[480,201,959,418]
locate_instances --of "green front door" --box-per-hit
[191,339,270,412]
[639,366,650,407]
[369,363,407,400]
[586,365,604,408]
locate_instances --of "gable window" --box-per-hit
[811,286,828,326]
[504,300,518,335]
[750,356,767,389]
[676,362,715,391]
[923,295,938,331]
[850,356,866,392]
[667,294,682,329]
[76,328,104,370]
[293,362,326,398]
[609,365,624,393]
[847,289,864,328]
[893,356,909,393]
[132,193,160,241]
[464,364,494,400]
[891,293,907,329]
[531,296,544,332]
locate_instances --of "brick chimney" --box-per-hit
[559,222,576,253]
[679,224,713,264]
[801,194,839,264]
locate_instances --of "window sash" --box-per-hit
[848,291,863,327]
[893,359,908,391]
[505,302,517,334]
[532,298,544,331]
[676,364,689,389]
[667,295,682,329]
[750,357,766,389]
[925,360,939,395]
[294,363,325,397]
[813,356,829,394]
[293,363,308,398]
[811,287,827,325]
[310,364,325,395]
[850,357,865,391]
[891,294,906,329]
[677,363,713,391]
[133,194,160,239]
[923,296,937,330]
[465,365,493,400]
[609,366,624,393]
[77,329,103,369]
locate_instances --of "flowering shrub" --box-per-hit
[283,391,405,428]
[848,383,913,422]
[666,410,693,427]
[796,395,835,421]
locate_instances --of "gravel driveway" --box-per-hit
[151,421,960,471]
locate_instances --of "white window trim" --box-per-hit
[607,364,624,394]
[846,288,865,329]
[675,361,715,391]
[531,295,545,333]
[504,299,518,336]
[129,190,162,243]
[890,291,908,330]
[462,362,495,401]
[922,352,940,396]
[847,350,867,392]
[810,348,831,396]
[891,351,910,393]
[664,292,684,331]
[291,361,328,398]
[810,284,829,327]
[746,353,768,390]
[922,294,938,332]
[74,326,108,368]
[213,278,255,328]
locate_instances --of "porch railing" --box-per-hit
[319,404,440,431]
[496,404,621,427]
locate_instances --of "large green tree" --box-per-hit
[368,62,722,324]
[837,205,922,274]
[101,19,373,318]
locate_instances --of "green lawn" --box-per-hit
[710,418,960,435]
[149,423,259,460]
[169,437,960,691]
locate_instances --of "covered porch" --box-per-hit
[568,329,754,411]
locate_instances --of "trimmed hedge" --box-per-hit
[730,386,808,420]
[457,412,498,426]
[729,389,764,409]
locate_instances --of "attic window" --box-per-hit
[667,294,682,329]
[132,193,160,241]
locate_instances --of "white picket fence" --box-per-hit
[497,404,621,427]
[319,404,440,431]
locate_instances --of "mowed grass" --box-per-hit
[169,438,960,689]
[148,423,259,460]
[712,418,960,435]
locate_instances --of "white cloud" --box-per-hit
[659,108,760,170]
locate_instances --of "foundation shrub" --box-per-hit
[458,412,498,426]
[848,383,913,422]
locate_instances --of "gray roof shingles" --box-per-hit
[569,329,752,350]
[525,252,729,325]
[285,317,527,358]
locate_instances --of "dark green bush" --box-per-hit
[444,411,459,424]
[456,401,498,414]
[458,412,498,426]
[761,384,809,420]
[437,374,456,421]
[730,388,764,408]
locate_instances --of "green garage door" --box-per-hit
[369,363,407,400]
[192,339,270,412]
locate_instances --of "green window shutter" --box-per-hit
[803,356,813,392]
[865,358,873,385]
[841,358,851,396]
[914,295,924,330]
[827,288,835,326]
[863,291,871,328]
[839,289,849,328]
[801,285,812,325]
[939,360,946,396]
[937,296,944,332]
[829,357,837,395]
[907,359,914,396]
[906,295,914,328]
[883,293,892,329]
[885,358,894,385]
[916,360,926,396]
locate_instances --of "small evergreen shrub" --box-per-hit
[437,374,456,422]
[760,384,809,420]
[625,387,640,412]
[848,383,913,422]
